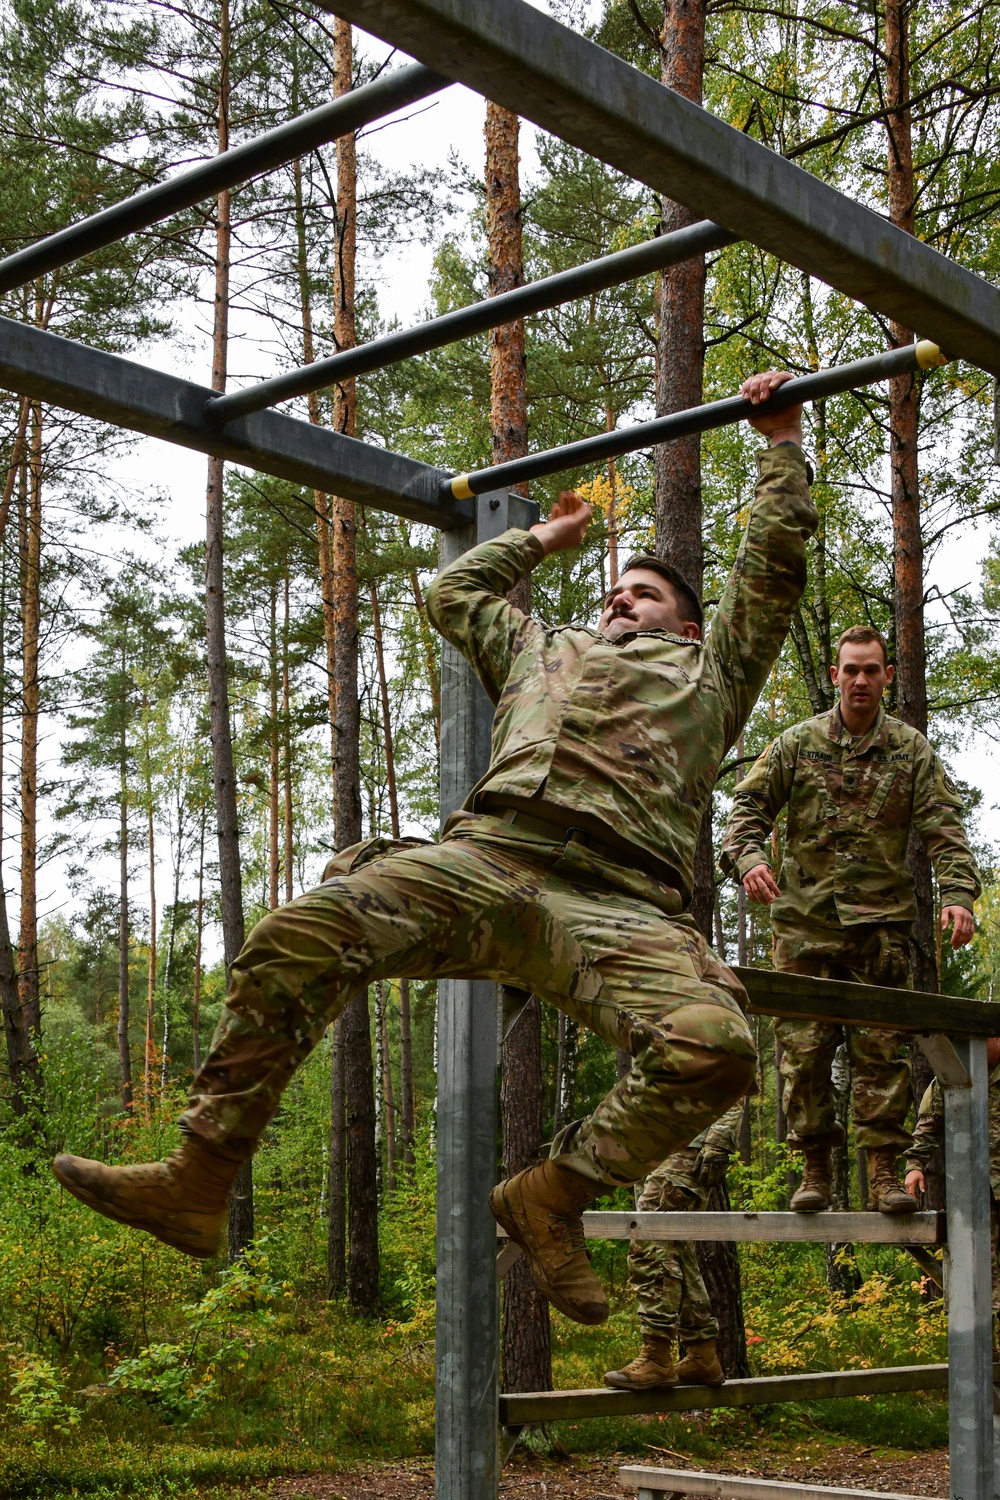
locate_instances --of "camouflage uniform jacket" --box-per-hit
[426,446,817,904]
[905,1065,1000,1196]
[719,707,980,932]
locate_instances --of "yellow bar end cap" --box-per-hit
[915,339,949,370]
[451,473,475,501]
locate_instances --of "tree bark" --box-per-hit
[884,0,942,1203]
[327,1018,347,1296]
[268,585,280,912]
[191,814,206,1077]
[18,401,42,1049]
[330,16,379,1317]
[144,794,157,1107]
[695,1177,750,1378]
[553,1011,578,1136]
[501,994,552,1392]
[283,575,293,904]
[118,710,133,1108]
[203,0,251,1256]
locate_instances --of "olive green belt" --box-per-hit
[492,805,682,895]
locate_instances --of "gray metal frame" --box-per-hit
[321,0,1000,374]
[0,4,996,1495]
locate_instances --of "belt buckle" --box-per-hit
[565,826,594,851]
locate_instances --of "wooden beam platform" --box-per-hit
[737,969,1000,1036]
[619,1466,943,1500]
[498,1362,948,1424]
[496,1210,943,1245]
[577,1210,943,1244]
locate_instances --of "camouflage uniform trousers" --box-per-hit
[181,812,757,1189]
[773,922,913,1152]
[629,1145,719,1342]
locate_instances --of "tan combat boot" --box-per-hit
[866,1147,918,1214]
[490,1158,608,1325]
[676,1337,726,1386]
[604,1334,678,1390]
[52,1134,252,1259]
[790,1143,832,1212]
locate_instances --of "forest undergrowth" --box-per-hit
[0,1035,949,1499]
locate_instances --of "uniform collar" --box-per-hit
[829,703,886,756]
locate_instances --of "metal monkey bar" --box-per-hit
[0,5,997,1498]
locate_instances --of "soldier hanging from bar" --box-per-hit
[721,628,981,1215]
[53,372,814,1349]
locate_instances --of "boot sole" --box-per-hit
[489,1185,609,1326]
[677,1372,727,1386]
[604,1372,679,1390]
[52,1157,221,1259]
[868,1199,918,1215]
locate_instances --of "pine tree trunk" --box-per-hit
[485,99,552,1395]
[330,16,379,1316]
[118,714,133,1108]
[826,1043,861,1294]
[327,1018,347,1296]
[191,815,206,1077]
[884,0,942,1204]
[553,1011,578,1135]
[0,414,37,1113]
[283,576,293,903]
[144,796,157,1107]
[203,0,251,1256]
[269,586,280,911]
[695,1178,750,1378]
[18,403,42,1046]
[501,994,552,1392]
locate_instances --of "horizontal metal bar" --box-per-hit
[498,1363,950,1424]
[620,1467,942,1500]
[574,1209,943,1244]
[322,0,1000,376]
[445,341,944,497]
[0,315,530,530]
[0,64,448,295]
[738,967,1000,1037]
[207,219,736,423]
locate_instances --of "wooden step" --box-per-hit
[619,1466,944,1500]
[498,1362,948,1425]
[496,1210,944,1245]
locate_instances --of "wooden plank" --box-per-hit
[917,1034,971,1088]
[575,1210,943,1244]
[619,1467,943,1500]
[495,1211,943,1245]
[737,969,1000,1037]
[498,1363,949,1424]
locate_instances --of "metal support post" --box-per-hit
[944,1037,994,1500]
[436,490,536,1500]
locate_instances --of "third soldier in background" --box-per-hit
[720,625,980,1214]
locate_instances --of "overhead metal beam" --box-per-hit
[0,64,448,295]
[445,340,947,498]
[206,219,736,423]
[320,0,1000,377]
[0,314,496,530]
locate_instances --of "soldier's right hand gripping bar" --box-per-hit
[444,340,950,501]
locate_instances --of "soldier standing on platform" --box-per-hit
[604,1101,743,1391]
[721,629,980,1215]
